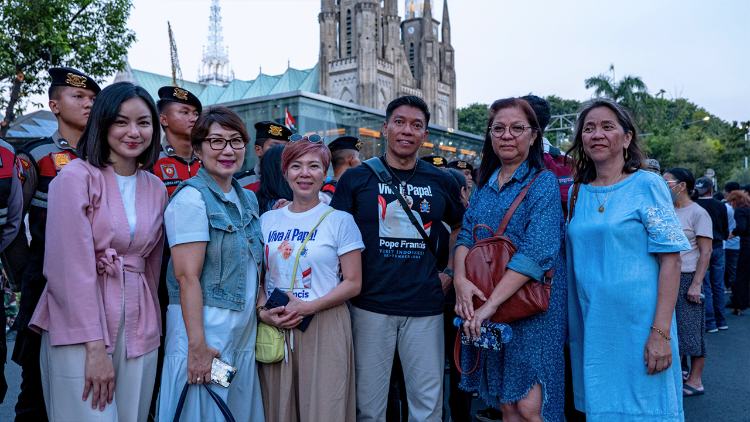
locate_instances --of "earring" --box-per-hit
[624,148,629,160]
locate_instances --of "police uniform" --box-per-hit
[234,121,292,192]
[9,67,99,421]
[0,138,23,404]
[322,136,363,196]
[152,86,202,196]
[420,155,447,169]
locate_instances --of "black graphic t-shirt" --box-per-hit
[330,157,465,316]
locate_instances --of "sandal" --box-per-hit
[683,384,705,397]
[682,370,689,383]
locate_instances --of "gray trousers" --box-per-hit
[350,306,444,422]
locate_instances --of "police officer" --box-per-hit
[446,159,474,185]
[153,86,202,195]
[234,121,291,192]
[8,67,99,421]
[322,136,363,197]
[0,137,24,405]
[420,155,447,169]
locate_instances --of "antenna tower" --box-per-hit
[168,21,183,87]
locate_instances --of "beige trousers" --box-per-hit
[258,303,356,422]
[40,308,158,422]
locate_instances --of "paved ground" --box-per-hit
[2,308,748,421]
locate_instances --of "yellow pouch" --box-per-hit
[255,321,285,363]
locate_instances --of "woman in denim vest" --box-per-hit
[156,106,265,421]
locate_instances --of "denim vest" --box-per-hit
[166,167,263,311]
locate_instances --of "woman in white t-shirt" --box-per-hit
[664,168,712,397]
[257,136,364,422]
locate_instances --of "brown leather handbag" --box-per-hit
[464,170,553,324]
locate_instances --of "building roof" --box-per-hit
[5,110,58,143]
[123,65,319,107]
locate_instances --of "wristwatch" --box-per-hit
[441,268,454,280]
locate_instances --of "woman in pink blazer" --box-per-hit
[29,82,167,421]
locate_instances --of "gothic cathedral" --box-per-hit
[318,0,457,129]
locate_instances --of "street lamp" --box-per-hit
[683,116,710,126]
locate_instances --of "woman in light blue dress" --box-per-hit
[566,99,690,422]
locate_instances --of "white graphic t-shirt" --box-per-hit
[260,202,364,301]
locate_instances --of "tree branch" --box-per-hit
[69,2,92,26]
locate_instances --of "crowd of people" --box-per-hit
[0,65,743,422]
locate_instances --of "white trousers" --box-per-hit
[40,308,158,422]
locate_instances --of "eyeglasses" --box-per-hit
[203,138,246,150]
[289,134,323,143]
[488,124,537,138]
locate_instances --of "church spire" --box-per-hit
[198,0,234,86]
[442,0,451,45]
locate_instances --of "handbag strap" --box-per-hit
[453,331,480,375]
[496,169,551,236]
[363,157,436,257]
[173,382,236,422]
[289,208,335,293]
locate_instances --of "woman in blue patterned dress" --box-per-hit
[566,99,690,422]
[453,98,567,422]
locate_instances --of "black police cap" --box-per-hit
[254,121,293,141]
[49,67,100,94]
[447,160,473,171]
[420,155,447,167]
[157,86,202,113]
[328,136,363,153]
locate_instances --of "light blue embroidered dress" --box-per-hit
[566,170,690,422]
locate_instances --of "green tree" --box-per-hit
[585,66,649,122]
[457,103,490,136]
[0,0,136,137]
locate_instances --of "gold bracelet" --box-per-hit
[650,325,671,340]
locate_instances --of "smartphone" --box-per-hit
[264,287,314,332]
[211,358,237,388]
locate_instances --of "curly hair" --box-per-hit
[566,99,645,184]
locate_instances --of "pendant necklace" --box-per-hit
[384,154,419,187]
[594,172,624,213]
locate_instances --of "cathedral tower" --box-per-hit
[318,0,456,127]
[198,0,234,87]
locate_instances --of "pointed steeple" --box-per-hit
[442,0,451,45]
[198,0,233,86]
[422,0,433,28]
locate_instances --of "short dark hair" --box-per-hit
[385,95,430,126]
[476,98,545,188]
[157,99,174,115]
[256,144,293,214]
[76,82,161,170]
[331,149,355,167]
[191,106,250,149]
[446,168,467,190]
[725,181,740,193]
[48,85,65,101]
[567,99,645,184]
[664,167,696,193]
[521,94,551,130]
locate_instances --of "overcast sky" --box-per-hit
[116,0,749,123]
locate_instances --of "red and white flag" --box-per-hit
[285,108,296,130]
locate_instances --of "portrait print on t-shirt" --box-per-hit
[377,182,435,259]
[377,194,431,239]
[265,234,315,299]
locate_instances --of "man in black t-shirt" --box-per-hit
[331,96,465,422]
